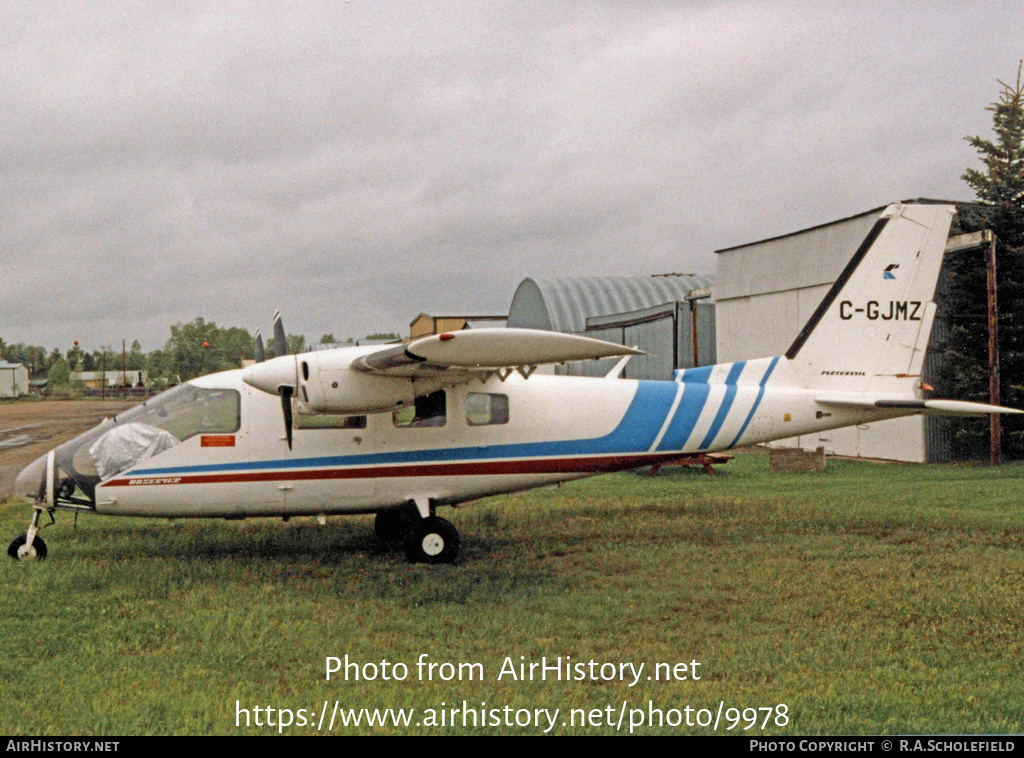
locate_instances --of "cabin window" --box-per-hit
[393,390,446,428]
[295,413,367,430]
[466,392,509,426]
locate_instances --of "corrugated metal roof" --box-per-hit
[713,199,980,302]
[508,275,714,333]
[714,198,979,254]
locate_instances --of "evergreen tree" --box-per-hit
[940,63,1024,459]
[47,358,71,387]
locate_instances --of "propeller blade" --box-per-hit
[273,310,288,357]
[255,330,265,363]
[279,385,294,449]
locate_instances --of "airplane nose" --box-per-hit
[241,355,298,395]
[14,454,46,503]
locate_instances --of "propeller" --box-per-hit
[249,310,296,449]
[254,330,265,363]
[280,385,294,449]
[273,309,287,358]
[275,310,294,449]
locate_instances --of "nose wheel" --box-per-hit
[8,506,50,561]
[8,533,47,561]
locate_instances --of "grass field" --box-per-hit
[2,453,1023,735]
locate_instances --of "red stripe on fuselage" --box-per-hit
[102,452,693,488]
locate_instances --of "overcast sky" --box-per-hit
[1,1,1020,352]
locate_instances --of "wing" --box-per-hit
[241,328,643,419]
[352,328,643,379]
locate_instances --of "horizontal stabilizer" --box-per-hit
[815,396,1022,417]
[355,328,642,376]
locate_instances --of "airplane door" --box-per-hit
[288,410,380,510]
[238,388,380,514]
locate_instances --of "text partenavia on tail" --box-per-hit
[10,202,1020,563]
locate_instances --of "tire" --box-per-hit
[374,509,413,543]
[8,533,47,561]
[403,516,459,564]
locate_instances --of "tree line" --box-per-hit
[0,319,401,388]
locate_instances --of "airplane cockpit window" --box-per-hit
[112,384,241,441]
[466,393,509,426]
[393,390,446,428]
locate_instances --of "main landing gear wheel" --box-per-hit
[374,509,414,544]
[8,533,47,561]
[404,516,459,564]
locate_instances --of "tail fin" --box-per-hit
[783,202,954,395]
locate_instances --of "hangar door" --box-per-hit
[583,300,716,380]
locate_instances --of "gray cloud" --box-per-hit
[1,1,1020,351]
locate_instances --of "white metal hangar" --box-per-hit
[714,199,978,463]
[507,274,716,380]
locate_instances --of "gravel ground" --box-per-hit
[0,399,139,499]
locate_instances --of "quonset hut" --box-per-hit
[507,274,715,380]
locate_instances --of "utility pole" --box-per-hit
[985,231,1000,466]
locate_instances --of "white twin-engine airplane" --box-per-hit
[9,202,1020,563]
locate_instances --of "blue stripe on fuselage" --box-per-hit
[675,365,713,384]
[727,356,780,449]
[655,381,710,451]
[698,361,747,449]
[129,380,680,476]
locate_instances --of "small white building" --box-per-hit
[72,370,149,389]
[0,362,30,398]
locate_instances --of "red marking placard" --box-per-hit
[200,435,236,447]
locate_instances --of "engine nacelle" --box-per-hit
[294,350,415,415]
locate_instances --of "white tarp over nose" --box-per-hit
[89,423,180,480]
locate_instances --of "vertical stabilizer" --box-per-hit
[782,202,954,395]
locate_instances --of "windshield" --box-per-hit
[112,384,240,442]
